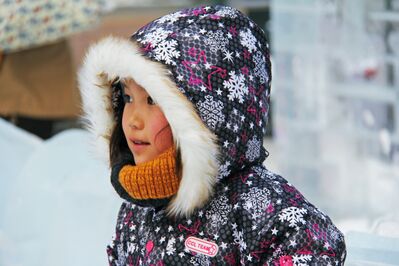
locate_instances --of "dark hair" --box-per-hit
[109,80,133,167]
[108,80,183,179]
[109,116,133,167]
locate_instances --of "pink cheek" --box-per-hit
[150,113,173,152]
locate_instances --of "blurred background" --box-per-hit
[1,0,399,265]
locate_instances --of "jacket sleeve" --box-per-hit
[238,205,347,265]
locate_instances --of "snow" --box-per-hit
[0,120,121,266]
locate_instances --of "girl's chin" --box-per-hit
[131,146,173,165]
[132,153,154,165]
[131,154,146,165]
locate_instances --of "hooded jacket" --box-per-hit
[78,5,346,265]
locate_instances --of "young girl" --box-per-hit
[78,5,346,265]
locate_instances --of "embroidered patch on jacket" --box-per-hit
[185,236,219,257]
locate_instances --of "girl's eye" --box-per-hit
[123,94,132,103]
[147,96,156,105]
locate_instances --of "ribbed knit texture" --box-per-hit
[119,147,179,200]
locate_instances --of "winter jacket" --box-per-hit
[78,5,346,265]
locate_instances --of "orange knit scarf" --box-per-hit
[119,147,180,200]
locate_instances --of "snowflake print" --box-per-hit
[233,229,247,252]
[215,6,239,18]
[278,207,308,230]
[245,137,261,162]
[239,28,258,53]
[223,70,248,103]
[241,187,271,219]
[140,28,172,47]
[217,161,231,180]
[116,244,127,265]
[166,237,176,255]
[292,254,312,266]
[205,30,229,53]
[127,242,137,254]
[271,181,283,194]
[328,224,343,242]
[253,51,269,84]
[206,195,232,228]
[190,254,211,266]
[254,166,276,180]
[153,39,181,65]
[156,11,186,24]
[138,227,150,247]
[223,50,234,63]
[197,95,225,130]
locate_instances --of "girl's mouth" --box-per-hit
[133,140,150,145]
[130,139,151,153]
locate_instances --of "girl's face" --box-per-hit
[122,79,173,165]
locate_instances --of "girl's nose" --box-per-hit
[128,108,144,130]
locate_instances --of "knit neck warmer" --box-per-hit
[118,147,180,202]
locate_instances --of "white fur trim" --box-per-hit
[78,36,219,217]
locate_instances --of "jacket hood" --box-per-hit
[78,5,271,217]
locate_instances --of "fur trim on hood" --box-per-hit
[78,37,219,217]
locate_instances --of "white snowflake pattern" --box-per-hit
[116,244,127,265]
[156,11,186,24]
[166,237,176,255]
[239,28,258,53]
[205,30,229,53]
[245,137,261,162]
[278,207,308,230]
[233,229,247,252]
[153,39,181,65]
[328,224,343,242]
[217,161,231,180]
[292,254,312,266]
[241,187,271,219]
[215,6,239,18]
[223,70,248,103]
[127,242,137,254]
[190,254,211,266]
[197,95,225,130]
[206,195,232,228]
[140,28,172,47]
[223,50,234,63]
[138,229,150,247]
[271,181,283,194]
[272,244,283,258]
[253,51,269,84]
[254,166,276,180]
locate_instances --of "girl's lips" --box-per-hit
[129,139,150,153]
